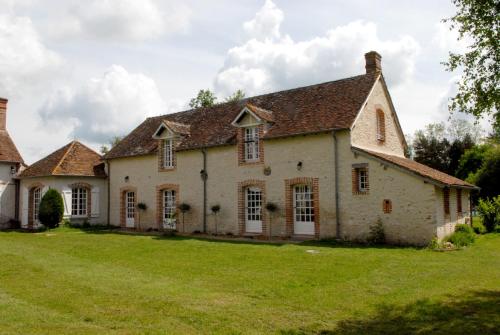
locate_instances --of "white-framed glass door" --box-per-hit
[293,185,315,235]
[125,191,135,228]
[163,190,176,229]
[245,187,262,233]
[33,187,41,223]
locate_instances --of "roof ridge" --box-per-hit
[52,141,76,175]
[152,73,373,121]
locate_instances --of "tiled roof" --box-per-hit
[19,141,106,178]
[0,130,24,164]
[353,147,478,189]
[105,73,379,159]
[246,104,274,122]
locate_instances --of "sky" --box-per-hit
[0,0,486,164]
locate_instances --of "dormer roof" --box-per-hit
[231,103,274,127]
[153,120,191,139]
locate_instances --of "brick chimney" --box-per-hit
[0,98,7,131]
[365,51,382,74]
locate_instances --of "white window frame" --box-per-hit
[71,187,88,217]
[33,187,41,222]
[294,185,315,223]
[246,187,262,222]
[358,168,368,192]
[163,139,174,168]
[244,126,259,161]
[163,190,176,229]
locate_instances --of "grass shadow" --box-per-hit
[299,239,424,250]
[280,290,500,335]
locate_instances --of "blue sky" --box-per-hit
[0,0,482,163]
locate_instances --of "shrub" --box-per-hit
[38,189,64,229]
[137,202,147,211]
[454,223,474,234]
[367,218,385,245]
[476,196,500,232]
[472,220,487,234]
[265,202,278,213]
[427,237,440,250]
[446,231,475,247]
[211,205,220,213]
[178,203,191,213]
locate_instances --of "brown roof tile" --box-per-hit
[0,130,24,163]
[105,73,379,159]
[19,141,106,178]
[353,147,478,189]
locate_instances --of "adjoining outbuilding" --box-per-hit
[17,141,107,229]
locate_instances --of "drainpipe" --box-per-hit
[106,160,111,226]
[333,130,341,239]
[201,148,208,233]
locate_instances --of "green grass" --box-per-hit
[0,227,499,334]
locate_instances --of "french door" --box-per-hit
[125,191,135,228]
[293,185,315,235]
[245,187,262,233]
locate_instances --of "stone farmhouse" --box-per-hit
[8,51,478,245]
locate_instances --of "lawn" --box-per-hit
[0,228,499,334]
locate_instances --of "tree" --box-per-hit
[225,90,246,103]
[443,0,499,130]
[101,136,124,155]
[189,89,217,109]
[467,145,500,200]
[456,143,492,179]
[38,189,64,229]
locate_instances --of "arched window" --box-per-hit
[376,109,385,142]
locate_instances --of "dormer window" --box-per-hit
[163,139,174,168]
[244,127,259,161]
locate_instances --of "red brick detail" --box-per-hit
[120,186,137,228]
[27,182,44,230]
[158,139,177,172]
[456,189,462,214]
[68,182,92,218]
[376,109,385,142]
[284,177,320,238]
[444,188,450,216]
[237,180,268,237]
[156,184,179,231]
[237,125,264,166]
[383,199,392,214]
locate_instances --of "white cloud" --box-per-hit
[49,0,191,41]
[243,0,283,41]
[0,14,61,96]
[432,22,470,54]
[214,1,420,97]
[39,65,166,143]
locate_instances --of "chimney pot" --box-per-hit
[0,98,7,131]
[365,51,382,74]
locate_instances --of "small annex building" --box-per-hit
[18,141,107,229]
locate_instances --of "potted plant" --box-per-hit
[265,202,278,240]
[211,204,221,235]
[178,203,191,233]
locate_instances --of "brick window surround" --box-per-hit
[27,182,44,230]
[158,139,176,172]
[352,164,369,195]
[68,182,92,218]
[237,125,264,166]
[156,184,179,231]
[285,177,320,238]
[456,189,462,214]
[237,180,268,236]
[383,199,392,214]
[376,109,385,142]
[120,186,138,228]
[444,188,450,216]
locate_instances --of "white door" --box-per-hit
[293,185,315,235]
[125,191,135,228]
[245,187,262,233]
[33,187,41,224]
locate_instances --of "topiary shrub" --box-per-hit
[367,218,385,245]
[38,189,64,229]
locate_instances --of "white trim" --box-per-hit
[152,122,175,140]
[231,107,263,127]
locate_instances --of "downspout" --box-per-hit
[201,148,208,233]
[14,178,20,221]
[333,130,341,239]
[106,160,111,226]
